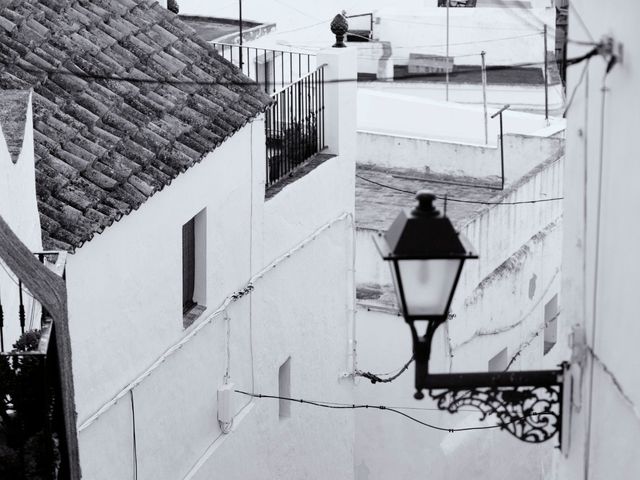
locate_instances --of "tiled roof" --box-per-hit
[0,0,271,251]
[356,164,504,232]
[0,89,29,162]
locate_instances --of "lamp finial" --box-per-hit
[412,190,439,218]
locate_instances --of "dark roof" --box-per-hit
[356,147,564,232]
[356,164,504,232]
[0,0,271,251]
[179,15,261,42]
[0,89,29,162]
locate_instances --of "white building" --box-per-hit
[352,97,566,478]
[558,0,640,478]
[0,1,358,479]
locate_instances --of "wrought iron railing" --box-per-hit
[264,64,326,188]
[0,251,68,479]
[212,42,315,94]
[0,252,66,353]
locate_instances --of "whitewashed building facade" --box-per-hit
[0,1,358,478]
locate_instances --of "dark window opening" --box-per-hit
[182,217,196,314]
[279,357,291,419]
[543,294,559,355]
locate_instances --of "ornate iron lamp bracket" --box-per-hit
[418,365,567,445]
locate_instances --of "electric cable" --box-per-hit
[235,389,555,433]
[77,213,353,433]
[352,31,544,51]
[568,1,595,42]
[271,18,330,36]
[271,0,323,21]
[355,174,563,205]
[355,355,414,384]
[563,59,590,117]
[0,45,601,88]
[381,17,543,32]
[584,70,610,480]
[491,0,548,32]
[130,390,138,480]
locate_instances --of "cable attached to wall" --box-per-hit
[355,356,414,384]
[130,390,138,480]
[77,212,354,433]
[0,44,604,88]
[235,389,549,433]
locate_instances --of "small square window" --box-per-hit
[279,357,291,419]
[182,209,206,328]
[543,294,559,355]
[488,348,508,372]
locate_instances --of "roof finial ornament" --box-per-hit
[330,13,349,48]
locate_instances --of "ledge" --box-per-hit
[183,304,207,329]
[265,153,336,200]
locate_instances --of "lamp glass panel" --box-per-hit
[394,259,461,316]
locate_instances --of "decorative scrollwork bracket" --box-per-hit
[416,363,567,445]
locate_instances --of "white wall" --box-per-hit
[190,158,355,480]
[67,123,258,479]
[374,7,555,66]
[559,1,640,479]
[354,157,565,479]
[358,89,564,144]
[68,45,358,479]
[0,90,43,350]
[0,92,41,249]
[358,131,563,184]
[67,115,356,479]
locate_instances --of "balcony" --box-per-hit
[265,65,327,188]
[0,238,78,479]
[212,43,316,95]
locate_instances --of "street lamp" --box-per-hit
[376,191,568,445]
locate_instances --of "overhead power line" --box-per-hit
[381,17,543,32]
[355,174,563,206]
[235,389,554,433]
[354,31,544,51]
[0,45,599,88]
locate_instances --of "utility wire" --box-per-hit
[491,0,547,31]
[0,46,600,88]
[568,1,595,42]
[563,59,590,117]
[352,32,543,51]
[271,0,323,21]
[355,174,563,206]
[272,18,330,35]
[381,17,543,32]
[235,389,552,433]
[355,356,414,384]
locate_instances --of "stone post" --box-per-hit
[317,46,357,158]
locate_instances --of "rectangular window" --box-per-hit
[488,347,508,372]
[182,209,207,328]
[543,294,559,355]
[182,217,195,313]
[279,357,291,419]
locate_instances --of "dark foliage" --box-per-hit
[267,117,318,184]
[0,330,58,479]
[167,0,179,14]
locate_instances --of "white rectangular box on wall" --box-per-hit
[217,383,235,428]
